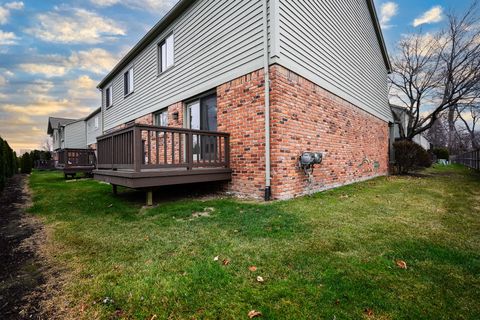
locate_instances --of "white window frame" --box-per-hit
[106,85,113,108]
[94,116,99,129]
[158,33,174,74]
[124,67,134,96]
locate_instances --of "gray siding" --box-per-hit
[86,112,103,146]
[276,0,391,122]
[102,0,267,131]
[64,121,87,149]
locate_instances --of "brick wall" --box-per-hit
[108,65,389,200]
[269,65,389,199]
[216,70,267,199]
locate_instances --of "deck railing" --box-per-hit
[96,124,230,171]
[57,148,96,168]
[452,149,480,171]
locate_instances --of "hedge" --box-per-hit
[0,136,18,191]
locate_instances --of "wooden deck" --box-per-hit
[93,124,231,189]
[57,148,96,177]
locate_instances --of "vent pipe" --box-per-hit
[262,0,271,201]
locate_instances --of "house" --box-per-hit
[85,107,102,150]
[94,0,393,201]
[46,108,102,177]
[47,117,76,151]
[390,104,432,150]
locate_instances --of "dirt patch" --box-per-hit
[0,175,62,319]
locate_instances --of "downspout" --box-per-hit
[262,0,271,201]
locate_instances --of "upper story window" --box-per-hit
[158,34,174,74]
[154,108,168,127]
[106,86,113,108]
[124,67,134,96]
[94,116,99,129]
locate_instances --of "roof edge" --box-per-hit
[84,107,101,121]
[97,0,195,89]
[366,0,392,72]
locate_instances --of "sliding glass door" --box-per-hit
[186,94,217,161]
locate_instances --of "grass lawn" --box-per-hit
[29,165,480,319]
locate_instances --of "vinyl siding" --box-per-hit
[101,0,266,131]
[64,121,87,149]
[86,113,103,146]
[52,129,61,150]
[277,0,392,122]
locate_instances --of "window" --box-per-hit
[106,86,113,108]
[154,108,168,127]
[158,34,174,73]
[94,116,99,129]
[124,67,134,96]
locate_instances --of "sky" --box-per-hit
[0,0,475,153]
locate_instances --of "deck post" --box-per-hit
[112,184,117,195]
[133,126,142,172]
[146,190,153,206]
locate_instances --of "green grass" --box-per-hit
[28,165,480,319]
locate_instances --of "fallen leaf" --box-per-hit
[256,276,264,283]
[222,259,230,266]
[213,256,219,261]
[248,266,257,272]
[248,310,262,318]
[396,260,407,269]
[150,315,157,320]
[364,308,374,317]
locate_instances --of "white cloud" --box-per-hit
[0,75,6,86]
[68,48,119,74]
[0,29,18,45]
[380,2,398,29]
[0,1,24,25]
[91,0,175,12]
[19,63,67,77]
[2,98,69,116]
[5,1,24,10]
[27,8,125,44]
[413,6,443,27]
[66,75,98,100]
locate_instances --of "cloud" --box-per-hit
[91,0,175,12]
[2,98,69,116]
[68,48,119,74]
[380,2,398,29]
[0,30,18,45]
[0,75,6,86]
[19,63,67,77]
[413,6,443,27]
[27,7,125,44]
[0,1,24,25]
[66,75,99,100]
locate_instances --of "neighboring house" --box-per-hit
[63,119,87,149]
[390,104,432,150]
[85,107,103,150]
[94,0,393,200]
[47,117,76,151]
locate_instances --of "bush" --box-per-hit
[20,152,32,174]
[0,136,17,191]
[394,140,432,174]
[432,147,449,160]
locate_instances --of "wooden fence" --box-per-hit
[452,149,480,171]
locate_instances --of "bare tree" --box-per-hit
[389,1,480,146]
[456,103,480,149]
[41,136,53,152]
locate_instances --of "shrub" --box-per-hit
[394,140,432,174]
[432,147,449,160]
[20,152,32,174]
[0,137,17,191]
